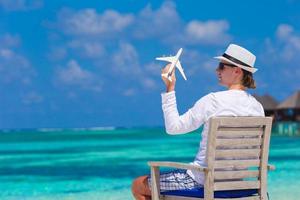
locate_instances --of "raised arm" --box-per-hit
[160,65,216,135]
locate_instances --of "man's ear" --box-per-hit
[235,67,243,74]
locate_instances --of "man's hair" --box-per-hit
[242,70,256,89]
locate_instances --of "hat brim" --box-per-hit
[214,56,258,73]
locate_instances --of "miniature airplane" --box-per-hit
[156,48,187,82]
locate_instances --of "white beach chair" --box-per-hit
[148,117,275,200]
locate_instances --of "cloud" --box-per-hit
[145,62,161,76]
[55,59,102,92]
[262,24,300,64]
[48,1,231,96]
[0,33,35,84]
[0,33,20,47]
[142,77,157,90]
[54,1,230,46]
[111,42,161,91]
[123,88,136,96]
[184,20,231,45]
[58,8,134,36]
[132,1,231,46]
[274,24,300,61]
[22,91,43,105]
[47,46,67,61]
[276,24,294,39]
[134,1,182,39]
[51,2,231,61]
[48,8,134,62]
[112,42,140,74]
[259,24,300,96]
[0,0,43,11]
[183,49,216,75]
[68,39,105,58]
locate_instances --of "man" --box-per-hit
[132,44,264,200]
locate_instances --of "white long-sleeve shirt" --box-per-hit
[161,89,264,184]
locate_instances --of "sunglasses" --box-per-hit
[218,62,237,70]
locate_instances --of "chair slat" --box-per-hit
[215,149,261,159]
[217,128,263,137]
[164,194,260,200]
[214,180,260,191]
[215,196,260,200]
[214,159,260,168]
[218,127,262,131]
[164,196,203,200]
[216,138,262,148]
[217,117,270,126]
[214,170,259,180]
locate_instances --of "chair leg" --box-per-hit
[151,166,160,200]
[204,170,214,200]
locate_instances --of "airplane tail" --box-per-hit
[182,72,187,81]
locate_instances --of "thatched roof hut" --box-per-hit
[253,94,278,111]
[277,91,300,109]
[276,91,300,121]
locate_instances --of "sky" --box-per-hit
[0,0,299,129]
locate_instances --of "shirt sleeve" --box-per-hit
[161,91,216,135]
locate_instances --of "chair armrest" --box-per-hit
[148,161,207,172]
[268,164,275,171]
[148,162,208,200]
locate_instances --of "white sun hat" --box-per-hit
[214,44,258,73]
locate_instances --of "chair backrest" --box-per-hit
[204,117,272,199]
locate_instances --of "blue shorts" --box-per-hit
[147,169,202,191]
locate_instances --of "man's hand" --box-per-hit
[161,64,176,92]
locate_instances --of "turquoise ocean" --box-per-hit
[0,127,299,200]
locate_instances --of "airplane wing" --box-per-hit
[176,61,187,80]
[155,56,175,62]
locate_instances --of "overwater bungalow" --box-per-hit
[253,92,300,135]
[276,91,300,122]
[274,91,300,136]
